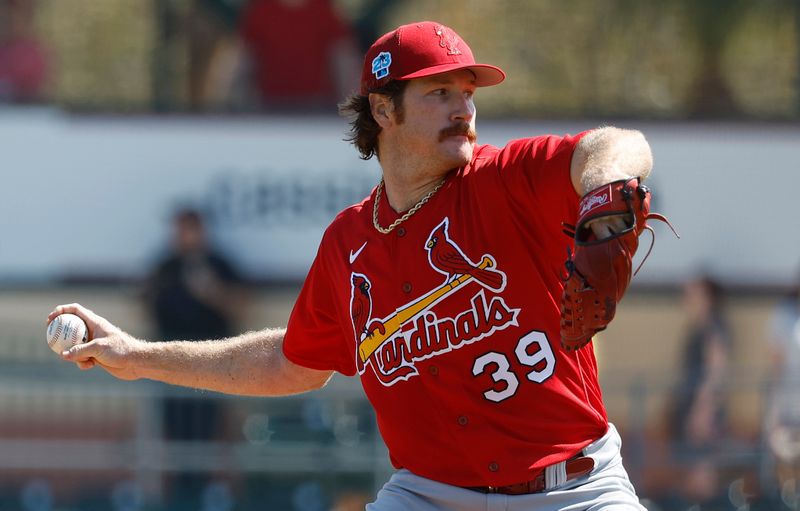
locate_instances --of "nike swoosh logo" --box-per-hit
[349,241,368,264]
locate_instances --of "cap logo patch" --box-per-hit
[435,25,462,56]
[371,51,392,80]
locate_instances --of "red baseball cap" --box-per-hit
[360,21,506,94]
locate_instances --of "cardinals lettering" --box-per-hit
[350,217,519,386]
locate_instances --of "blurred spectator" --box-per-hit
[0,0,48,102]
[350,0,401,54]
[239,0,360,111]
[143,207,249,510]
[765,271,800,504]
[186,0,252,111]
[676,0,746,118]
[666,275,731,507]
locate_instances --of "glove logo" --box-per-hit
[350,217,519,386]
[578,186,611,217]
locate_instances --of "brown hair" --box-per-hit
[338,80,408,160]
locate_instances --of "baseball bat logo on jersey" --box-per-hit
[350,217,519,386]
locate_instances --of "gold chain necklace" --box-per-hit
[372,178,446,234]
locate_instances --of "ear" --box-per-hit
[369,93,394,129]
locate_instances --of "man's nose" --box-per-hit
[451,96,475,123]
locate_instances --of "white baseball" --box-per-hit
[46,313,88,354]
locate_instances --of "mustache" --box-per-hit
[439,122,477,143]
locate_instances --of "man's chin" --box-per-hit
[437,138,474,169]
[454,141,475,164]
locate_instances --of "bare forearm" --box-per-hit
[125,329,331,396]
[132,330,266,395]
[52,303,333,397]
[571,126,653,195]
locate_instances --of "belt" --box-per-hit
[464,453,595,495]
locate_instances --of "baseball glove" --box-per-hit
[559,177,676,351]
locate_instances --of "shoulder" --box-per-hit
[317,192,374,254]
[328,193,372,232]
[471,143,500,162]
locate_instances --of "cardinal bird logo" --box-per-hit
[434,25,462,56]
[350,273,389,375]
[425,218,505,292]
[350,274,373,341]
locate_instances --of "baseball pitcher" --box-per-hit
[51,21,674,510]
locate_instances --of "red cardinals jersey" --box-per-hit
[283,133,608,487]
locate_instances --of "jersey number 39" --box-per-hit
[471,331,555,403]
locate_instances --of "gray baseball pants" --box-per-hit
[366,423,646,511]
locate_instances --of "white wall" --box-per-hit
[1,107,797,285]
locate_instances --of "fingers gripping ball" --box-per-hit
[46,313,88,354]
[560,177,676,351]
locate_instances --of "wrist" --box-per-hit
[126,336,155,380]
[580,173,634,197]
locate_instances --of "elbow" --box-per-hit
[572,126,654,194]
[256,359,334,397]
[596,126,653,178]
[593,126,651,160]
[625,130,653,173]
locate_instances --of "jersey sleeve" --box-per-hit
[283,238,356,376]
[492,132,588,224]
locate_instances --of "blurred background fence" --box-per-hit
[1,0,800,510]
[1,284,798,511]
[1,0,798,118]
